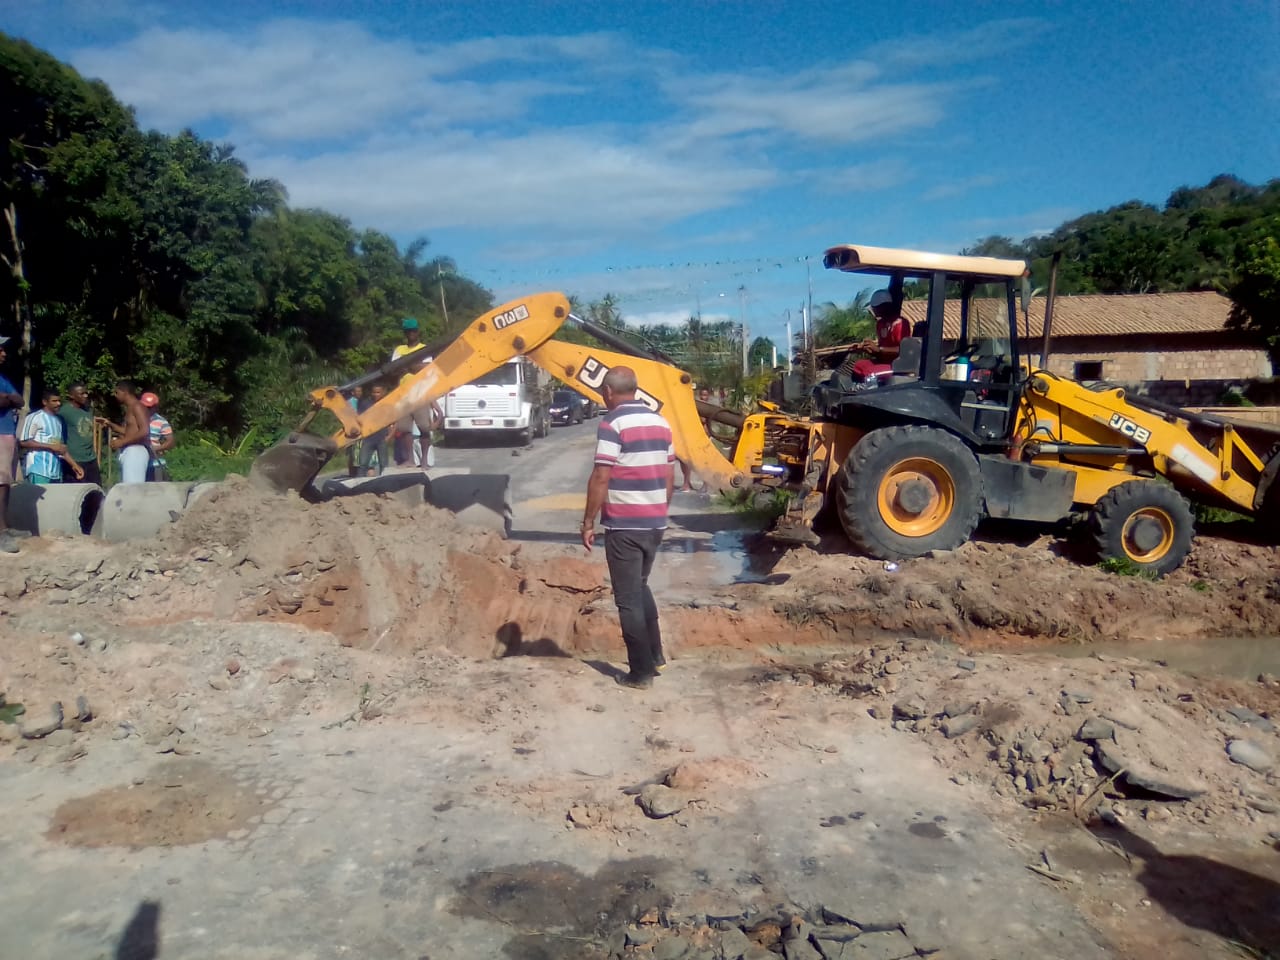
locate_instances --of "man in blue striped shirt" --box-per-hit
[20,390,84,484]
[582,366,675,689]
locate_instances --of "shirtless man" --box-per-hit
[100,380,151,483]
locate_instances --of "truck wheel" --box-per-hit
[1091,481,1193,576]
[836,425,982,559]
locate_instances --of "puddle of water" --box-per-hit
[657,530,777,586]
[1036,635,1280,681]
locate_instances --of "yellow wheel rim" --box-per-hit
[876,457,955,537]
[1121,507,1175,563]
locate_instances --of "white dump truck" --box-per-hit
[441,357,551,444]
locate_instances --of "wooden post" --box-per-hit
[1,203,33,412]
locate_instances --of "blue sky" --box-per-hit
[4,0,1278,350]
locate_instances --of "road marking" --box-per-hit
[517,493,588,511]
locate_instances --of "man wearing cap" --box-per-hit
[850,289,912,380]
[390,318,442,468]
[0,336,23,533]
[141,392,175,481]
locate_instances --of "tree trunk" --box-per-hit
[1,203,33,411]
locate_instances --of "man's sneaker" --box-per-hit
[615,673,654,690]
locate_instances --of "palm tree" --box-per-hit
[813,289,874,347]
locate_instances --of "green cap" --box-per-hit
[401,317,419,330]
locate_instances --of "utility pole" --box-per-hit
[805,257,815,387]
[784,308,793,374]
[437,262,450,332]
[738,285,749,375]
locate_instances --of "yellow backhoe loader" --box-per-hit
[252,247,1280,575]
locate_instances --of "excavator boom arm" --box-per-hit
[255,292,746,494]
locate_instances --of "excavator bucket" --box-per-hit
[249,432,339,495]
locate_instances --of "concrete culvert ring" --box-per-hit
[5,482,105,537]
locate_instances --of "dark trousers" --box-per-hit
[75,460,101,486]
[604,528,665,677]
[360,437,388,475]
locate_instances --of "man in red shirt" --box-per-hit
[851,289,911,379]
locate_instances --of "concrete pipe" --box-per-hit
[185,481,221,509]
[318,471,430,510]
[6,482,105,536]
[91,482,196,543]
[426,472,513,538]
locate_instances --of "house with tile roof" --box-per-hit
[815,291,1273,407]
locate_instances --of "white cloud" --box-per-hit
[68,17,1012,249]
[866,18,1045,69]
[74,20,586,142]
[623,309,700,328]
[807,159,911,194]
[922,174,1001,201]
[257,130,775,233]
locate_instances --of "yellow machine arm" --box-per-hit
[1020,370,1279,516]
[256,293,751,494]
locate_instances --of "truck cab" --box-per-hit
[443,358,551,444]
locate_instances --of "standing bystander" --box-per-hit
[391,318,427,465]
[141,393,175,481]
[0,336,22,532]
[19,390,84,483]
[581,366,675,689]
[100,380,151,483]
[358,383,390,476]
[346,385,363,477]
[60,382,100,485]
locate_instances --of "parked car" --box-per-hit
[549,389,589,425]
[574,390,599,419]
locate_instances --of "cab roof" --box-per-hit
[823,244,1027,281]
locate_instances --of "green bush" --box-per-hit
[160,430,263,483]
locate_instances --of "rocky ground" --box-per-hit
[1,451,1279,959]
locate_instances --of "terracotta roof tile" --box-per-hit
[898,291,1233,339]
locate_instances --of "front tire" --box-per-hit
[836,425,982,559]
[1091,480,1193,576]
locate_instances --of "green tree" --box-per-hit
[1228,228,1280,360]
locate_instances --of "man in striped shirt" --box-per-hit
[19,390,84,484]
[582,366,675,689]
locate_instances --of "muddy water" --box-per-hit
[1038,634,1280,681]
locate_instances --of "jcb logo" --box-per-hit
[577,357,663,412]
[1108,414,1152,445]
[493,303,530,330]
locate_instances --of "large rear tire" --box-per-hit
[1091,480,1193,576]
[836,425,982,559]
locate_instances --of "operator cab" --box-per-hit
[820,244,1028,448]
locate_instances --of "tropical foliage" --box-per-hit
[0,34,491,443]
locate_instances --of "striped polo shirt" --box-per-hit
[594,401,675,530]
[20,409,64,480]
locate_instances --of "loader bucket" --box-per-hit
[249,432,339,495]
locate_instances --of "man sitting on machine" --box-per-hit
[819,290,913,402]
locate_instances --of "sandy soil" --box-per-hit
[1,476,1278,959]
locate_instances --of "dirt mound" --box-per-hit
[750,534,1280,647]
[3,476,614,659]
[787,638,1280,840]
